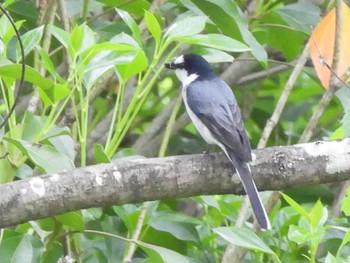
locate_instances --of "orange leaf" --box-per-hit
[309,1,350,89]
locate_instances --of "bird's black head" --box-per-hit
[165,54,215,79]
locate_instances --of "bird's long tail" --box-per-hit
[227,152,271,230]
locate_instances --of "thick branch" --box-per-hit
[1,139,350,228]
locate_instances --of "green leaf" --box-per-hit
[336,228,350,257]
[100,0,150,16]
[113,204,141,232]
[150,220,200,243]
[288,224,310,244]
[0,17,25,45]
[140,242,190,263]
[177,34,250,52]
[47,24,70,49]
[144,10,161,44]
[0,64,69,105]
[116,8,142,46]
[335,86,350,111]
[36,47,65,83]
[213,227,275,254]
[281,192,310,220]
[16,25,44,61]
[199,195,221,211]
[22,112,70,142]
[0,147,18,183]
[165,16,207,40]
[70,25,84,53]
[55,211,84,231]
[116,49,148,82]
[190,0,267,64]
[4,0,15,7]
[195,48,234,63]
[341,109,350,136]
[151,212,202,225]
[4,138,74,173]
[0,234,44,263]
[330,127,345,140]
[112,33,148,82]
[82,34,141,87]
[324,252,338,263]
[79,42,136,68]
[276,3,320,33]
[48,135,75,161]
[341,186,350,216]
[70,24,96,55]
[94,143,110,163]
[260,13,305,61]
[310,199,327,229]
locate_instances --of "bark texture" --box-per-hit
[1,138,350,228]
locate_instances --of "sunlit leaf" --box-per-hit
[79,42,136,68]
[190,0,267,64]
[145,10,161,45]
[101,0,150,16]
[70,25,84,53]
[116,8,142,46]
[165,16,207,40]
[0,64,69,105]
[0,16,24,45]
[177,34,250,52]
[16,25,44,61]
[341,186,350,216]
[71,24,96,55]
[309,199,327,229]
[47,24,70,49]
[113,33,148,82]
[281,192,310,220]
[309,1,350,88]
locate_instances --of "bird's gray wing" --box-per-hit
[186,78,252,162]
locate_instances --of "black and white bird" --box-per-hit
[165,54,271,230]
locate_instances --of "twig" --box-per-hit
[235,64,290,86]
[123,93,182,262]
[258,43,310,148]
[27,1,57,113]
[122,202,149,263]
[299,1,343,143]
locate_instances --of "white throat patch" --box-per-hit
[175,70,199,87]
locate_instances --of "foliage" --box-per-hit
[0,0,349,262]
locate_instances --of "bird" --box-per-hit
[165,54,271,230]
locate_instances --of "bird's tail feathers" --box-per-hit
[228,153,271,230]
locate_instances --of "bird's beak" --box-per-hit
[165,62,176,70]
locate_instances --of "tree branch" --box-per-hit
[1,138,350,228]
